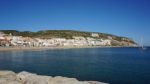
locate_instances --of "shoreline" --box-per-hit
[0,46,138,51]
[0,46,104,51]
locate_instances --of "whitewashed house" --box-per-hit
[91,33,99,37]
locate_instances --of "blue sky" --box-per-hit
[0,0,150,45]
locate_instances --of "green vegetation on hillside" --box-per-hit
[0,30,136,44]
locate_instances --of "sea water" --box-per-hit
[0,47,150,84]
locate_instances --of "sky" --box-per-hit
[0,0,150,45]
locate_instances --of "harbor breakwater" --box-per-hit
[0,71,108,84]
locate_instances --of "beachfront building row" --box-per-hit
[0,32,111,47]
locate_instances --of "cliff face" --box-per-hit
[0,71,108,84]
[111,39,137,47]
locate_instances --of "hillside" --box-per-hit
[0,30,136,46]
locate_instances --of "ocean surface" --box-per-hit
[0,47,150,84]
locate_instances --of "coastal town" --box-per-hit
[0,31,112,47]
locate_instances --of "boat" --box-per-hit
[140,37,147,50]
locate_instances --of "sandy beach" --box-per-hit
[0,47,51,51]
[0,46,106,51]
[0,46,137,51]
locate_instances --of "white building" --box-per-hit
[73,36,86,40]
[0,32,5,36]
[91,33,99,37]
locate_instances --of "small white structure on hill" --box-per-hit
[91,33,99,37]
